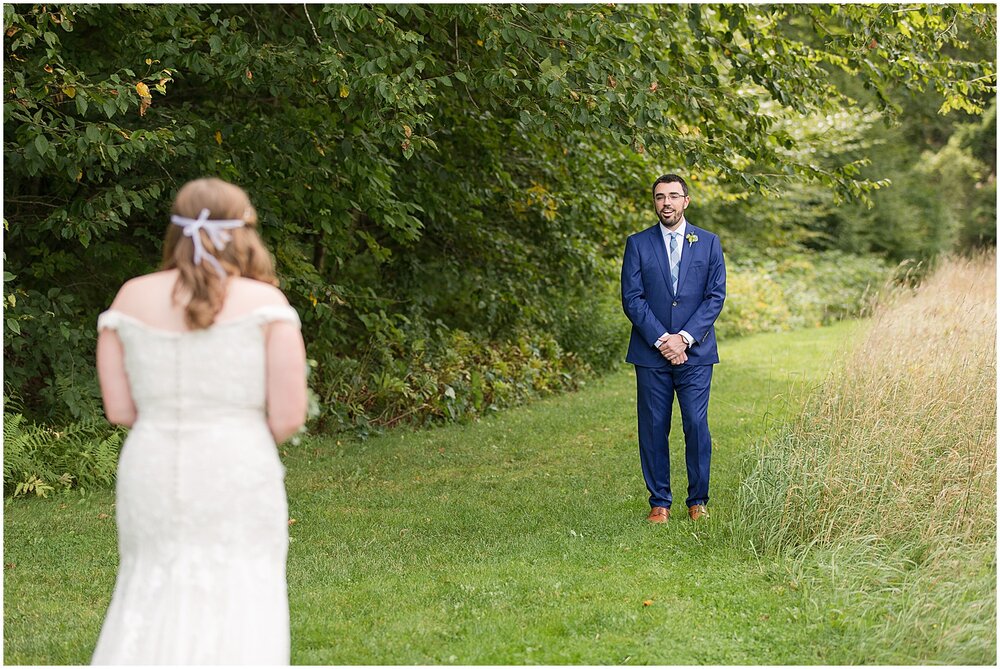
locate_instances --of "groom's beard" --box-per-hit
[658,207,683,228]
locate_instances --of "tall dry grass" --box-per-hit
[736,251,996,663]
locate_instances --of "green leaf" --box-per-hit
[33,134,49,156]
[6,318,21,335]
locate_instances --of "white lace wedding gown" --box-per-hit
[91,306,299,665]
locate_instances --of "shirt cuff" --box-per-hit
[679,330,694,347]
[654,332,670,348]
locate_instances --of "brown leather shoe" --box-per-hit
[647,506,670,523]
[688,504,708,521]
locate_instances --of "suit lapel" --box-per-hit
[676,223,700,291]
[647,224,674,296]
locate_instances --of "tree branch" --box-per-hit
[304,4,322,45]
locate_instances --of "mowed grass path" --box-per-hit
[5,322,864,665]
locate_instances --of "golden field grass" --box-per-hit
[738,251,996,663]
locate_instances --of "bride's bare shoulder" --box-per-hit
[110,270,178,309]
[229,277,288,303]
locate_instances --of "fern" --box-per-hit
[3,402,123,497]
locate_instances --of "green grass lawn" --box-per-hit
[6,322,876,664]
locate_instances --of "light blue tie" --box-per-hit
[668,232,679,292]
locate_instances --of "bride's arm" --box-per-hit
[265,321,308,443]
[96,329,137,427]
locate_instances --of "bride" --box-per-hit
[92,178,307,664]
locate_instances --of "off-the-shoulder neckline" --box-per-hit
[99,305,297,336]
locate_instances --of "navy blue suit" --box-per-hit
[621,221,726,509]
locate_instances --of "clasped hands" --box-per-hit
[657,334,688,365]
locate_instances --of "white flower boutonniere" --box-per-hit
[685,232,699,248]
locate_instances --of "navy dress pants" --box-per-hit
[634,363,714,509]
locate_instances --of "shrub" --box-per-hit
[716,251,891,339]
[716,266,793,339]
[309,324,592,436]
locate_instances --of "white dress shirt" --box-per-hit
[660,219,687,266]
[655,218,694,349]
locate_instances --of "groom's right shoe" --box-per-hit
[647,506,670,523]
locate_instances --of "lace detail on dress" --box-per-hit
[248,304,300,327]
[91,304,293,664]
[97,304,301,334]
[97,310,127,332]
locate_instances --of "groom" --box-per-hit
[620,174,726,523]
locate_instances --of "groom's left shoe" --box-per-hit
[688,504,709,521]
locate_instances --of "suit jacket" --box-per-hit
[621,221,726,367]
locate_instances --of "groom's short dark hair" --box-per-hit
[652,174,688,197]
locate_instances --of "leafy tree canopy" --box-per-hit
[4,4,995,423]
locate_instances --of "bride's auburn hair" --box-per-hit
[162,178,277,329]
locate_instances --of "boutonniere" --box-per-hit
[685,233,699,248]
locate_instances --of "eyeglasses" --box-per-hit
[655,193,687,202]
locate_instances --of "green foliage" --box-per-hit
[716,251,891,339]
[922,100,997,250]
[3,4,995,428]
[837,102,998,262]
[3,279,104,422]
[3,400,124,496]
[718,269,795,339]
[311,324,590,435]
[813,103,997,263]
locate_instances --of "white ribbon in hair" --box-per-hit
[169,208,246,278]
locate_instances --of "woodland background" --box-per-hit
[3,4,995,494]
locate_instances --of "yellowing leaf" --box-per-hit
[339,84,349,98]
[62,86,76,98]
[215,130,223,145]
[145,58,152,65]
[135,81,151,98]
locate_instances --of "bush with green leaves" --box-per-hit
[6,4,994,426]
[310,320,592,435]
[716,251,892,339]
[3,2,995,497]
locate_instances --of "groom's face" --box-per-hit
[653,182,689,228]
